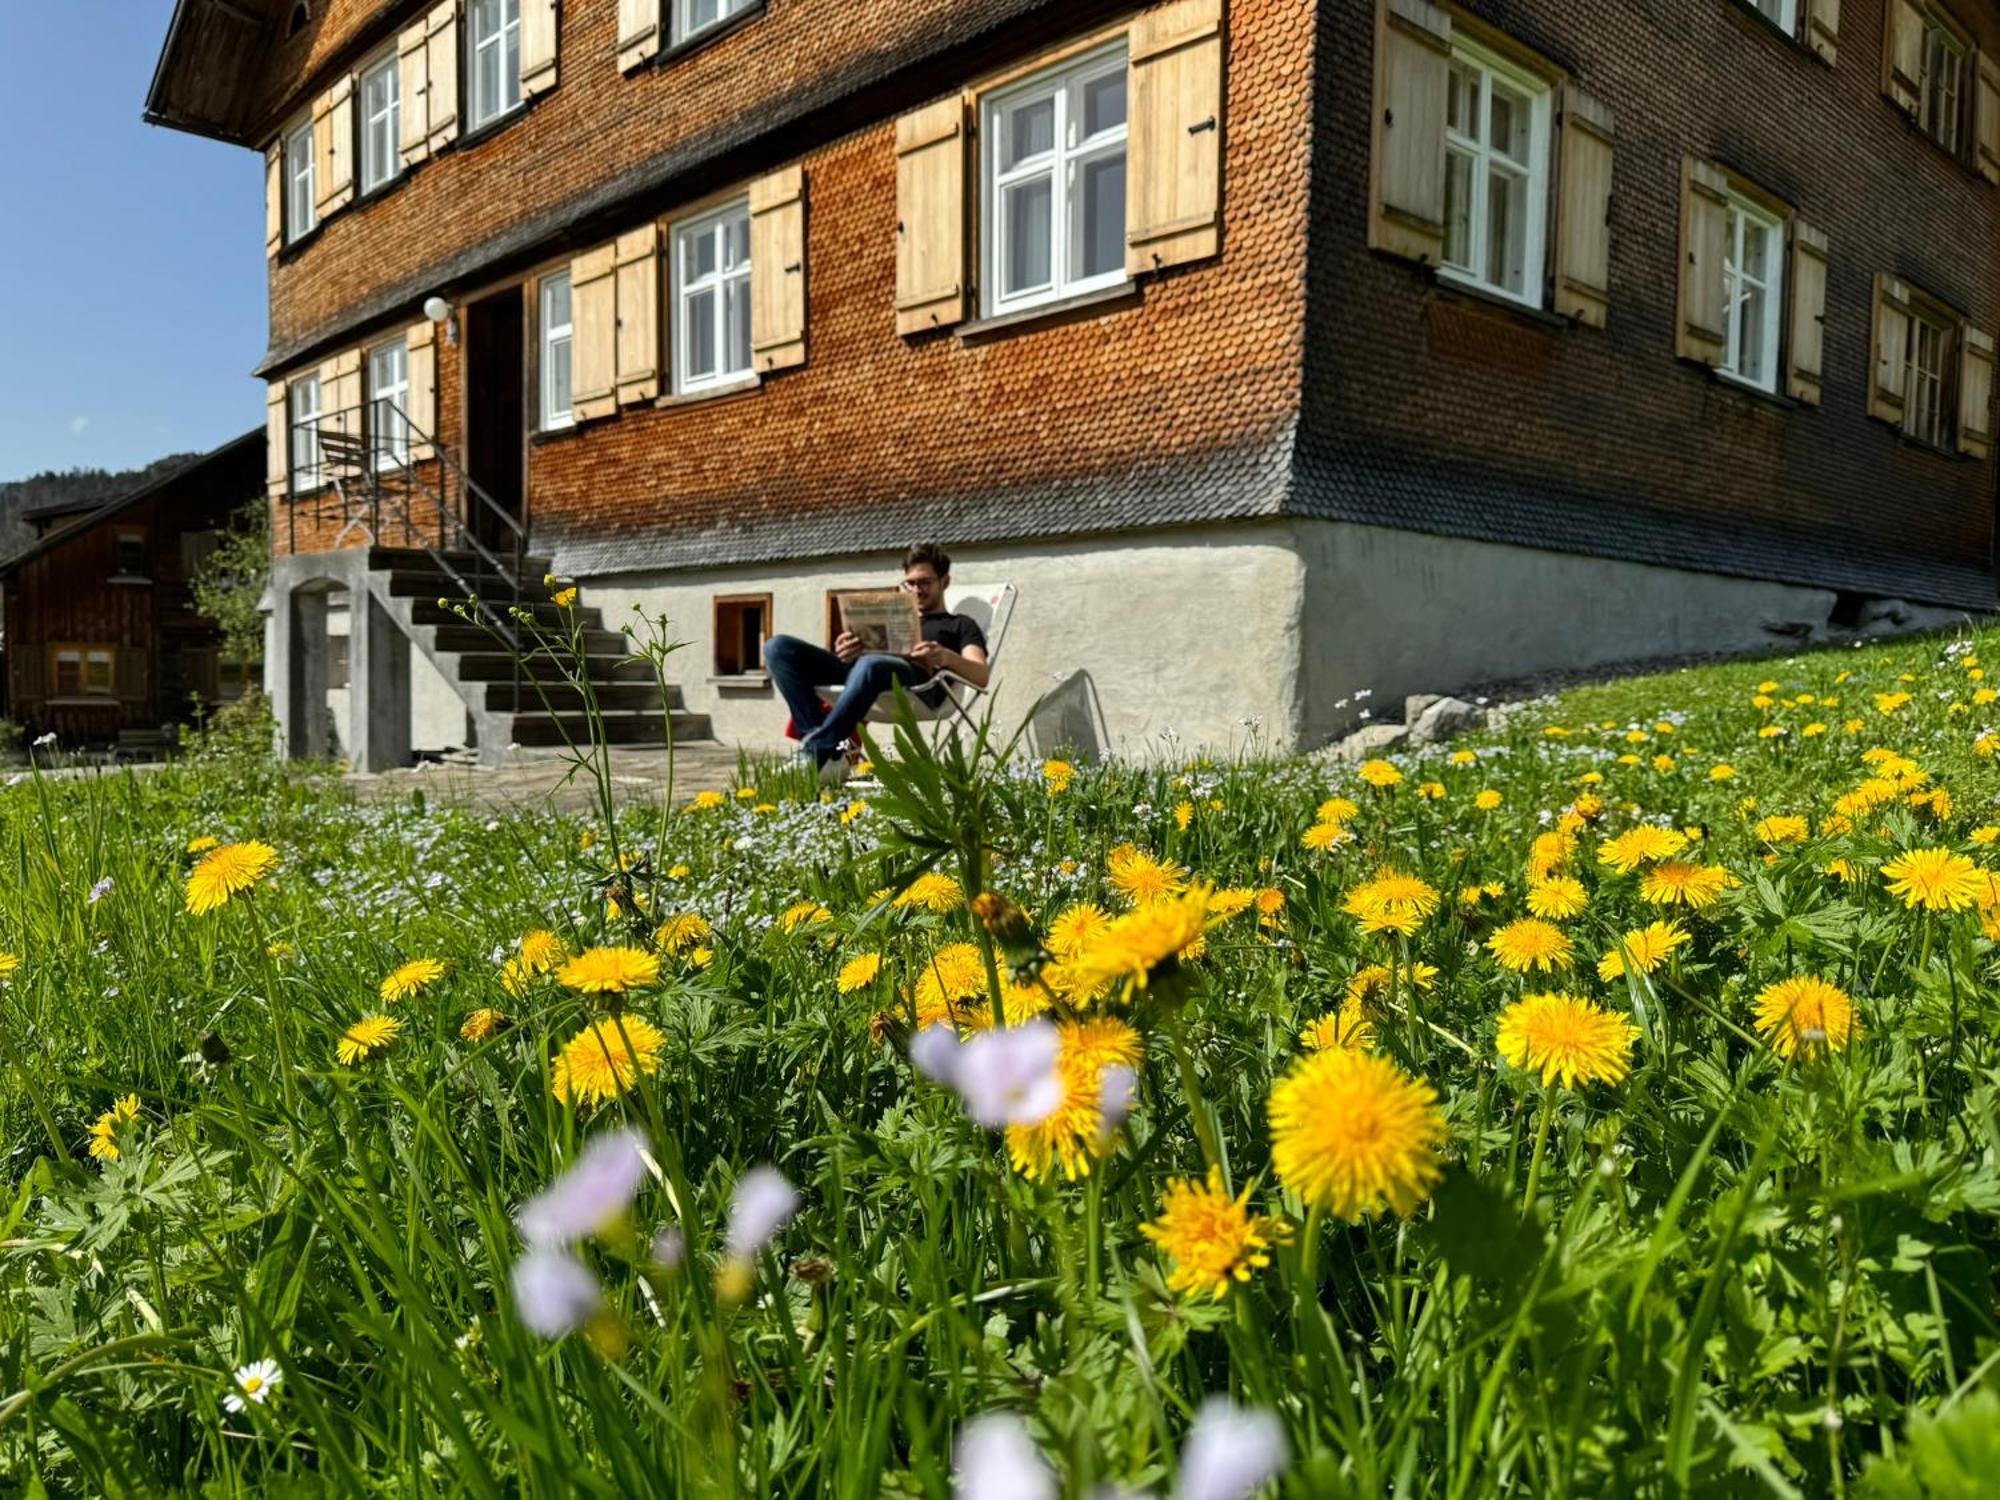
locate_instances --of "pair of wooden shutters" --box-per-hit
[1367,0,1615,328]
[892,0,1226,337]
[264,324,437,499]
[567,167,809,423]
[264,73,358,256]
[1883,0,2000,183]
[1673,158,1828,405]
[1867,276,1996,458]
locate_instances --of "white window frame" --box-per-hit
[1719,193,1785,394]
[1746,0,1798,32]
[1919,15,1967,156]
[540,271,574,430]
[289,373,323,489]
[670,200,754,396]
[1907,307,1952,447]
[672,0,755,45]
[285,118,316,243]
[979,41,1130,318]
[368,338,410,469]
[359,50,402,194]
[468,0,523,130]
[82,649,115,697]
[1438,37,1552,308]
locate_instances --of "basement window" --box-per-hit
[714,594,771,677]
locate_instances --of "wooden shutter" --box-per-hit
[614,226,661,404]
[571,244,618,423]
[1977,55,2000,185]
[1553,85,1614,329]
[618,0,660,71]
[521,0,559,97]
[265,144,284,256]
[266,380,290,498]
[1675,157,1729,367]
[1884,0,1923,117]
[314,77,355,218]
[1804,0,1839,65]
[1869,273,1913,424]
[1958,324,1995,459]
[320,349,364,445]
[399,16,432,165]
[1368,0,1451,265]
[1125,0,1226,275]
[425,1,460,155]
[750,167,808,372]
[407,320,437,459]
[894,97,967,336]
[1786,221,1829,406]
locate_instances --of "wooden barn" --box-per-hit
[0,431,264,750]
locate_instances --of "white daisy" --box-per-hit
[223,1358,282,1413]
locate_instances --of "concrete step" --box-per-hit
[368,546,554,579]
[500,708,712,747]
[481,680,680,713]
[430,624,630,655]
[453,651,652,684]
[410,596,602,630]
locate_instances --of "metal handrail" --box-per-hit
[280,403,531,712]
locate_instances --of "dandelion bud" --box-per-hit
[971,892,1034,948]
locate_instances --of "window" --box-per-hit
[1907,307,1954,447]
[359,53,401,193]
[981,44,1128,316]
[672,201,753,393]
[539,271,573,429]
[1919,17,1967,155]
[285,118,315,242]
[1441,39,1551,305]
[50,647,115,699]
[326,634,350,692]
[1721,194,1783,392]
[674,0,755,44]
[289,372,323,489]
[714,595,771,676]
[469,0,522,129]
[114,531,148,578]
[1746,0,1797,30]
[368,338,410,468]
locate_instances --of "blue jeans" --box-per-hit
[764,634,931,761]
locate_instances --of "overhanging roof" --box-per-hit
[144,0,278,146]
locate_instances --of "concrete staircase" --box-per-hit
[363,546,710,762]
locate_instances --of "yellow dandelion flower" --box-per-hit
[837,952,883,993]
[1316,796,1360,823]
[654,913,712,956]
[552,587,578,608]
[1006,1017,1142,1181]
[1527,830,1577,881]
[1301,820,1352,852]
[87,1094,141,1162]
[779,900,833,933]
[337,1014,401,1066]
[1596,825,1689,874]
[690,790,727,810]
[1754,815,1811,845]
[1063,886,1214,1003]
[1526,877,1589,921]
[1042,759,1077,794]
[0,952,18,982]
[1342,871,1441,937]
[1106,844,1187,906]
[1751,976,1857,1060]
[550,1014,667,1106]
[1638,861,1735,909]
[1970,826,2000,846]
[893,871,965,913]
[1880,848,1986,912]
[557,945,661,995]
[1596,921,1690,981]
[184,840,279,916]
[1474,789,1503,810]
[186,835,221,854]
[380,957,447,1004]
[1267,1050,1445,1221]
[912,943,989,1029]
[1206,888,1257,922]
[1343,961,1438,1010]
[1140,1168,1291,1301]
[1357,760,1403,788]
[1047,902,1112,960]
[1496,993,1638,1087]
[1487,918,1574,974]
[1174,801,1194,831]
[1300,1003,1375,1052]
[460,1008,510,1042]
[517,929,565,973]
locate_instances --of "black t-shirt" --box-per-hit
[921,611,988,656]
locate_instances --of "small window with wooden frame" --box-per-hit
[49,646,117,700]
[714,594,772,678]
[1884,0,1999,174]
[112,529,149,580]
[1868,273,1996,458]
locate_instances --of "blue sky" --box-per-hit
[0,1,265,480]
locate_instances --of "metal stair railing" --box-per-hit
[281,403,531,714]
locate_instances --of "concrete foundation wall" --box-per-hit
[592,523,1305,758]
[1291,518,1911,748]
[324,601,465,757]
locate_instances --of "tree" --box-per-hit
[191,499,271,679]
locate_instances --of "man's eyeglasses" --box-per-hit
[901,577,938,592]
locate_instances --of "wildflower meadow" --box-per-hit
[5,624,2000,1496]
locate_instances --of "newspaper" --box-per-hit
[836,589,923,655]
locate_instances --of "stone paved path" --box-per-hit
[343,741,751,814]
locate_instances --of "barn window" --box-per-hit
[50,646,116,698]
[114,530,148,578]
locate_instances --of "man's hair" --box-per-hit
[903,542,952,578]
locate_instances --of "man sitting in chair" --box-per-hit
[765,542,990,777]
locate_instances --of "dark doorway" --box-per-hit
[464,289,525,552]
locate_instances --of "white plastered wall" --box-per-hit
[323,598,467,756]
[590,521,1306,757]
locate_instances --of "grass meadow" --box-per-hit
[5,618,2000,1497]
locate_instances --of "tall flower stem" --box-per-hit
[241,893,299,1124]
[1521,1085,1557,1211]
[1163,1016,1225,1183]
